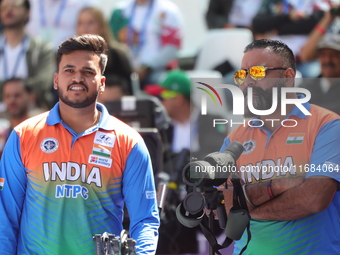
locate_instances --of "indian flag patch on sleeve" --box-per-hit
[0,178,5,190]
[287,133,305,144]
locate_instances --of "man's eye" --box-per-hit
[65,69,73,73]
[84,70,94,74]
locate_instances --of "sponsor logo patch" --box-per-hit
[94,131,116,148]
[89,154,112,168]
[146,191,156,199]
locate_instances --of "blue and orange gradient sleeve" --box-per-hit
[0,131,26,255]
[220,136,231,152]
[307,119,340,182]
[122,139,160,255]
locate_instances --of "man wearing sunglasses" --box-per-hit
[221,39,340,254]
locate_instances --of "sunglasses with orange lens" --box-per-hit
[233,66,287,85]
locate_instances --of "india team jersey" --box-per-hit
[0,103,159,255]
[221,103,340,255]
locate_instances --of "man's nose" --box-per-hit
[72,72,84,82]
[241,74,255,89]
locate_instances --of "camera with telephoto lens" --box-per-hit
[176,141,253,252]
[182,141,244,188]
[176,141,244,229]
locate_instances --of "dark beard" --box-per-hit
[243,78,284,118]
[9,106,28,118]
[58,91,99,108]
[57,82,100,109]
[3,18,27,29]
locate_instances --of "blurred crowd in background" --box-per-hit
[0,0,340,254]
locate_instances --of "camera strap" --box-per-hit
[231,178,251,255]
[199,178,251,255]
[199,216,232,255]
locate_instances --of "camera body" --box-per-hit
[176,141,244,228]
[176,141,253,251]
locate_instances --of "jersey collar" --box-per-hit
[46,102,116,131]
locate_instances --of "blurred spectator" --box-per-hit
[25,0,97,50]
[0,78,37,157]
[109,0,183,89]
[252,0,329,78]
[300,6,340,62]
[0,0,55,109]
[144,70,227,254]
[77,7,134,95]
[97,75,129,104]
[205,0,263,30]
[225,0,263,29]
[145,70,227,159]
[299,33,340,114]
[205,0,233,29]
[317,34,340,78]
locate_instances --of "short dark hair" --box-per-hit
[23,0,30,10]
[2,77,32,95]
[0,0,30,9]
[56,34,108,74]
[105,74,129,95]
[244,39,296,72]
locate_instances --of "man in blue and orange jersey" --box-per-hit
[222,39,340,254]
[0,34,159,254]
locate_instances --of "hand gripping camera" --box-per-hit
[176,141,251,254]
[93,230,136,255]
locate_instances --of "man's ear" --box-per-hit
[29,93,36,105]
[284,68,296,87]
[53,73,58,90]
[100,76,106,93]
